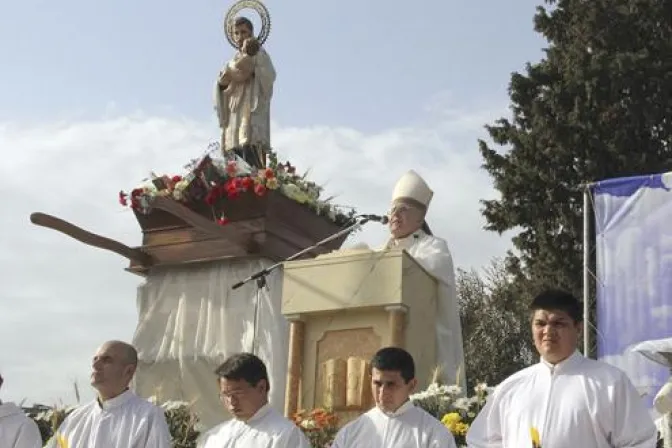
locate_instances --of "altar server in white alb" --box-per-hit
[466,289,658,448]
[0,373,42,448]
[197,352,310,448]
[332,347,457,448]
[384,170,465,387]
[46,340,171,448]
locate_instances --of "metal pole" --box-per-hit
[582,186,591,357]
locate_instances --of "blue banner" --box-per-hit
[593,172,672,409]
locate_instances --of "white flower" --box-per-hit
[299,419,316,429]
[453,397,470,411]
[474,383,489,394]
[161,400,190,411]
[445,385,463,396]
[174,180,189,191]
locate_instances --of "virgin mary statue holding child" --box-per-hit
[214,1,276,168]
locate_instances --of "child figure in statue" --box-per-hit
[218,37,260,93]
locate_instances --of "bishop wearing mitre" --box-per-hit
[382,170,466,388]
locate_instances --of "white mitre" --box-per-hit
[392,170,434,210]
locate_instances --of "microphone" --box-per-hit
[359,214,389,224]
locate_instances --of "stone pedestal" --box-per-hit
[281,248,438,425]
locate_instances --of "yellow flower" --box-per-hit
[441,412,470,436]
[453,422,469,435]
[530,427,541,448]
[441,412,464,434]
[441,412,461,425]
[56,433,69,448]
[266,178,279,190]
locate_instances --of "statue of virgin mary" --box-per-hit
[214,13,276,167]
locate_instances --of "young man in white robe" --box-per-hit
[465,289,658,448]
[0,373,42,448]
[383,170,465,388]
[197,352,310,448]
[332,347,457,448]
[45,340,171,448]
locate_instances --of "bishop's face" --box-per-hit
[388,202,424,239]
[531,309,581,364]
[371,368,417,413]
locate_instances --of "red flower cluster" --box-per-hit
[204,175,264,206]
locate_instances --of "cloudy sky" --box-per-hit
[0,0,546,405]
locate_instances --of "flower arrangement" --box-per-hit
[292,407,339,448]
[410,382,491,446]
[149,399,201,448]
[119,144,356,227]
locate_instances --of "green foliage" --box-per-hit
[162,402,200,448]
[457,260,536,389]
[479,0,672,299]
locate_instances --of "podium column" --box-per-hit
[385,305,407,348]
[284,314,305,417]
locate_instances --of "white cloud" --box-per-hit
[0,107,512,405]
[651,305,672,320]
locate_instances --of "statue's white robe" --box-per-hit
[45,390,171,448]
[466,351,658,448]
[214,47,275,151]
[0,401,42,448]
[332,400,457,448]
[385,230,466,388]
[197,404,310,448]
[656,413,671,448]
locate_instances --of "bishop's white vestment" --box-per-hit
[196,403,310,448]
[656,414,671,448]
[0,401,42,448]
[45,390,171,448]
[332,400,457,448]
[385,230,466,388]
[466,351,658,448]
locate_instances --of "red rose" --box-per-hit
[227,189,239,199]
[118,191,128,206]
[254,184,267,197]
[264,168,275,179]
[241,176,254,191]
[217,217,230,226]
[172,175,182,183]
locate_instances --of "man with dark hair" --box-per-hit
[0,373,42,447]
[197,353,310,447]
[332,347,457,447]
[466,289,657,448]
[46,340,171,448]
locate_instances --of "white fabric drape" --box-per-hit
[131,258,289,430]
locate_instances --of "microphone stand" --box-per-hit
[231,216,373,290]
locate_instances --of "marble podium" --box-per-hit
[281,248,438,424]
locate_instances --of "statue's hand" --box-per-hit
[218,71,230,87]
